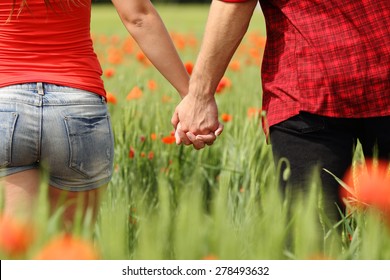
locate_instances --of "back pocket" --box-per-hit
[64,115,114,178]
[0,112,18,168]
[276,112,325,134]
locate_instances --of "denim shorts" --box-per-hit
[0,83,114,191]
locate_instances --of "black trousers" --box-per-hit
[270,112,390,218]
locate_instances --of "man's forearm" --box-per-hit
[189,0,258,97]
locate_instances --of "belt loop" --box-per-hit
[37,82,44,95]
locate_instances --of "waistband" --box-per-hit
[0,82,106,106]
[1,82,99,93]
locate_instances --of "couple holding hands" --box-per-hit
[1,0,389,224]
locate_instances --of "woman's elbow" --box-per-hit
[115,3,156,30]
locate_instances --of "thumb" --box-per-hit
[215,122,224,136]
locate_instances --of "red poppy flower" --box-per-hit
[249,33,266,49]
[147,79,158,91]
[107,48,123,64]
[150,133,157,141]
[0,215,34,257]
[126,86,143,100]
[105,92,117,104]
[185,61,194,75]
[122,37,134,54]
[228,60,241,71]
[341,159,390,217]
[103,68,115,78]
[202,254,218,260]
[34,234,99,260]
[216,76,231,94]
[171,32,186,50]
[162,135,176,144]
[136,51,150,66]
[128,147,135,159]
[221,113,233,122]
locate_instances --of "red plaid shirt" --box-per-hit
[222,0,390,127]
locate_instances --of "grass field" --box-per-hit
[1,4,390,261]
[91,3,266,35]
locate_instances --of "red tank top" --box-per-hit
[0,0,105,97]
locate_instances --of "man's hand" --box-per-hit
[171,93,224,150]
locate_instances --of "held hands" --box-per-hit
[171,93,224,150]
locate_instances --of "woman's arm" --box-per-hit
[111,0,189,98]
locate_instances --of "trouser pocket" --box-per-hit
[64,115,114,179]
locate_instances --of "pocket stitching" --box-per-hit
[0,112,18,168]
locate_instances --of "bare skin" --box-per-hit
[1,169,104,228]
